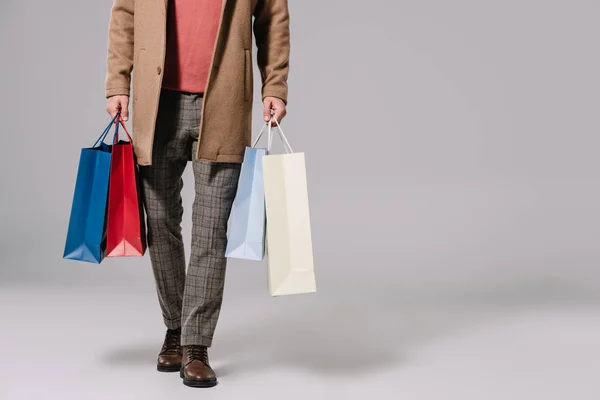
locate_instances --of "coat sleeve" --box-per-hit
[105,0,135,98]
[253,0,290,105]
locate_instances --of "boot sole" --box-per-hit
[157,364,182,373]
[180,369,218,388]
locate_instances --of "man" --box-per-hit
[104,0,290,388]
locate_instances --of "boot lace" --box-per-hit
[188,345,209,365]
[161,328,181,353]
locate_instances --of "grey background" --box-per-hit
[1,0,599,399]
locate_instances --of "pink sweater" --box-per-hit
[162,0,221,93]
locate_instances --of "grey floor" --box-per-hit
[2,273,599,400]
[3,174,600,400]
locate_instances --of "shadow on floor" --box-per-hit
[101,275,600,378]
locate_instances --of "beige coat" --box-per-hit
[105,0,290,165]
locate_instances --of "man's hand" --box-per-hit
[263,96,286,125]
[106,95,130,121]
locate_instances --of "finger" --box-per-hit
[274,108,286,122]
[106,101,119,120]
[271,107,285,125]
[112,104,120,122]
[263,100,272,122]
[120,98,130,121]
[106,103,117,118]
[269,108,279,126]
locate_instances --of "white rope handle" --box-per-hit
[251,116,294,154]
[252,121,269,148]
[270,116,294,154]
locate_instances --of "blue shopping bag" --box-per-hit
[63,115,119,263]
[225,123,270,261]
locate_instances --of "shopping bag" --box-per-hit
[63,115,118,263]
[263,118,316,296]
[106,115,147,257]
[225,124,268,260]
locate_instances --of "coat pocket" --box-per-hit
[244,49,252,101]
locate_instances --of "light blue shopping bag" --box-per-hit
[225,123,271,261]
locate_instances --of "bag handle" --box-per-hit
[252,121,269,149]
[92,113,132,147]
[251,115,293,154]
[93,114,119,148]
[112,113,133,144]
[269,115,293,154]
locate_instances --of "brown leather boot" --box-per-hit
[156,328,182,372]
[180,345,217,388]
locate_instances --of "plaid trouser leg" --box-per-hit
[139,89,241,346]
[138,89,199,330]
[181,156,241,347]
[139,157,188,330]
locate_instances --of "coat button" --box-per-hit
[157,66,162,75]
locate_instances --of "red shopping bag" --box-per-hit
[106,115,147,257]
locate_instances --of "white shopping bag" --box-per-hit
[263,117,316,296]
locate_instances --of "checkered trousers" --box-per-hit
[138,89,241,347]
